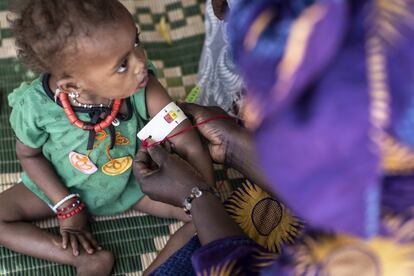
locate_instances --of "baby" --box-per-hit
[1,0,214,275]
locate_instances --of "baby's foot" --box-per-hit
[75,249,114,276]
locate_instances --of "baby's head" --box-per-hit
[11,0,148,100]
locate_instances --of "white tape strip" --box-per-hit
[137,102,187,142]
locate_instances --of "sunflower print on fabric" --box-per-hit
[224,180,304,253]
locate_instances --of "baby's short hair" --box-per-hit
[10,0,124,73]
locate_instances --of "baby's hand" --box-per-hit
[58,209,101,256]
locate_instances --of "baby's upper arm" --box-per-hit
[145,74,198,151]
[145,75,214,185]
[145,74,194,154]
[15,139,43,158]
[145,74,173,118]
[146,76,195,151]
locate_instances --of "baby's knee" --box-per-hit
[0,205,21,226]
[0,197,26,226]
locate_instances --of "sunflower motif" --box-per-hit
[225,180,303,253]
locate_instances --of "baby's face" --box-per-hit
[66,8,148,100]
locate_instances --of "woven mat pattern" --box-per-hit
[0,1,244,275]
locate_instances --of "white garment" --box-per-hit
[197,0,244,115]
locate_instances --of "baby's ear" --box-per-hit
[56,77,81,94]
[212,0,229,20]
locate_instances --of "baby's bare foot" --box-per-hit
[75,249,114,276]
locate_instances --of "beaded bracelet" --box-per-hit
[52,194,80,213]
[57,198,81,214]
[182,187,219,214]
[57,202,86,220]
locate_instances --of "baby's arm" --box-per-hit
[16,141,71,203]
[15,141,99,255]
[145,75,215,187]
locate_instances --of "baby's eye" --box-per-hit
[134,32,141,48]
[117,58,128,73]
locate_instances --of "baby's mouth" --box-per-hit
[136,74,148,90]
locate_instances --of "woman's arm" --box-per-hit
[179,103,273,194]
[133,142,276,275]
[133,144,244,245]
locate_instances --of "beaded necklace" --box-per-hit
[70,96,113,109]
[59,91,122,132]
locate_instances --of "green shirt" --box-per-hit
[8,66,155,215]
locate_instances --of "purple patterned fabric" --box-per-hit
[253,2,379,237]
[191,236,269,275]
[184,0,414,274]
[228,0,414,237]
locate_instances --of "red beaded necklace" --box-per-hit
[59,91,122,132]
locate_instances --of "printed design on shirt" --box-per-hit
[69,130,132,176]
[68,151,98,174]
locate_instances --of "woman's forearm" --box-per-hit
[191,192,244,245]
[226,130,273,193]
[170,121,216,187]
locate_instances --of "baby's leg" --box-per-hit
[0,184,114,276]
[132,195,191,222]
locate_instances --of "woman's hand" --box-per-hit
[179,103,249,167]
[133,143,209,206]
[180,103,272,191]
[59,209,101,256]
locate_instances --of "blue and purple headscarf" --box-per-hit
[227,0,414,238]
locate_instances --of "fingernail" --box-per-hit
[98,246,102,250]
[75,251,79,256]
